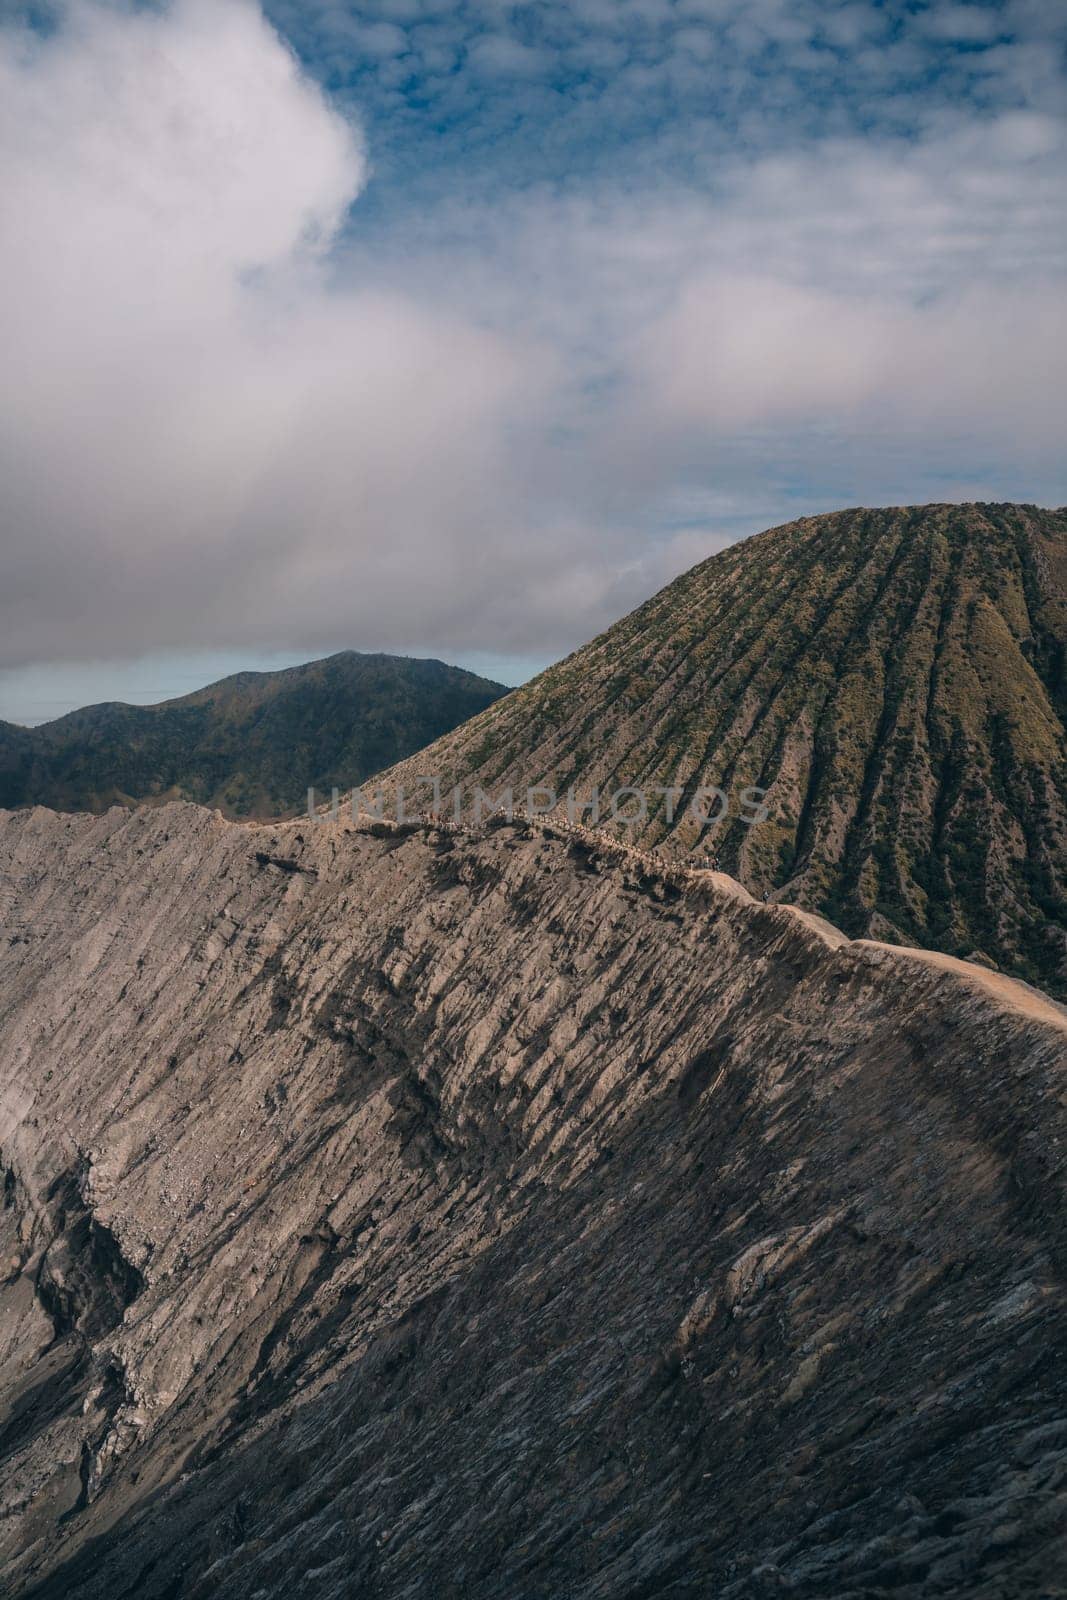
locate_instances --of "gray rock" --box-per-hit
[0,802,1065,1599]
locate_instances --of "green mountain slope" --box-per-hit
[0,652,508,819]
[378,503,1067,994]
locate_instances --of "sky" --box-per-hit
[0,0,1065,722]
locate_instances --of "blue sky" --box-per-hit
[264,0,1059,193]
[0,0,1064,722]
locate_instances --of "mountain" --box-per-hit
[0,652,508,819]
[376,504,1067,996]
[1,802,1065,1597]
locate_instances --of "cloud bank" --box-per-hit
[0,0,594,669]
[0,0,1065,680]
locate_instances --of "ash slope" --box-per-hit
[0,803,1066,1599]
[378,503,1067,996]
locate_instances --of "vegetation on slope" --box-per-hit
[0,651,507,819]
[380,504,1067,995]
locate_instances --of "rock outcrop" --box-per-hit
[1,801,1065,1597]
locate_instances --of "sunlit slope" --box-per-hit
[378,504,1067,994]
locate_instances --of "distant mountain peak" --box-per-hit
[0,651,508,819]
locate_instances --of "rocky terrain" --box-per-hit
[0,652,507,819]
[1,800,1065,1598]
[377,503,1067,996]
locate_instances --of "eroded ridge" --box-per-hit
[0,800,1064,1599]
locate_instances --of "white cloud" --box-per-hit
[354,20,409,58]
[918,3,1003,42]
[1,0,1066,685]
[466,34,549,76]
[0,0,603,668]
[988,109,1063,160]
[631,274,1067,446]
